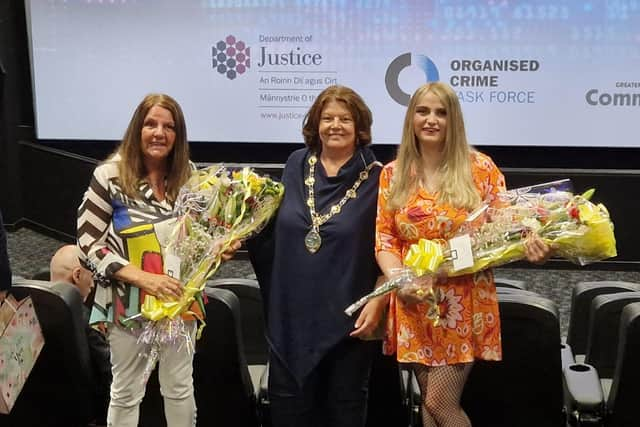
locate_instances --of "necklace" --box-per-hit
[304,152,379,253]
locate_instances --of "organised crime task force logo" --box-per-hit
[385,52,440,106]
[211,35,250,80]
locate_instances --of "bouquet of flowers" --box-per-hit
[345,179,617,320]
[137,165,284,382]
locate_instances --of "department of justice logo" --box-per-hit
[211,35,250,80]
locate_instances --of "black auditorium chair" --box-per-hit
[194,287,259,427]
[140,287,259,427]
[404,291,563,427]
[562,291,640,426]
[0,279,93,427]
[565,302,640,427]
[206,276,268,414]
[206,278,268,366]
[461,293,565,427]
[584,292,640,380]
[566,281,640,362]
[605,302,640,427]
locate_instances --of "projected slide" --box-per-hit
[26,0,640,147]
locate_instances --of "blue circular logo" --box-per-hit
[385,53,440,106]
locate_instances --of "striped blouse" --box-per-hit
[78,154,182,326]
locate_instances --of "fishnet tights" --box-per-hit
[413,362,473,427]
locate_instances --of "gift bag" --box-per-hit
[0,295,45,414]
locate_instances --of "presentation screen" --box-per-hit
[26,0,640,147]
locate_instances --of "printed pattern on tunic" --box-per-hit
[77,156,197,326]
[375,152,506,366]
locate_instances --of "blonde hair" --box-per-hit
[387,82,480,211]
[109,93,191,203]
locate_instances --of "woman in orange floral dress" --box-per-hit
[375,82,551,427]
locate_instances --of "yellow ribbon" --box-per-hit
[403,239,445,276]
[400,239,445,327]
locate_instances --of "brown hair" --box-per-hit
[302,85,373,152]
[109,93,191,203]
[387,82,480,211]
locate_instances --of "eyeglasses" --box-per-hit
[78,257,92,271]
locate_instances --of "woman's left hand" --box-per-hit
[218,239,242,261]
[524,234,553,264]
[350,295,388,339]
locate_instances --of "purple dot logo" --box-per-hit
[211,35,250,80]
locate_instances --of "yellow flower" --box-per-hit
[247,173,265,194]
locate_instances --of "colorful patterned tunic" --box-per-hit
[375,151,506,366]
[77,155,197,326]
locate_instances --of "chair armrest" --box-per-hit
[563,363,605,426]
[257,362,271,427]
[258,362,269,404]
[561,342,576,370]
[399,366,410,401]
[408,370,422,425]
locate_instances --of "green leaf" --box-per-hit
[581,188,595,200]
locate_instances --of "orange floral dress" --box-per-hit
[375,152,506,366]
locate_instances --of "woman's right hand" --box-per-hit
[138,271,183,300]
[114,265,183,301]
[524,233,554,265]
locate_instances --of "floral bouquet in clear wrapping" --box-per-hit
[345,179,617,324]
[136,165,284,383]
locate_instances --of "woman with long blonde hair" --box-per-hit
[375,82,550,426]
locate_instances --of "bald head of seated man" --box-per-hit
[50,244,94,302]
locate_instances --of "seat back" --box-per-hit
[494,277,528,290]
[193,287,259,427]
[206,278,268,365]
[566,281,640,355]
[139,287,259,427]
[0,279,93,427]
[606,302,640,427]
[365,351,409,427]
[584,292,640,378]
[496,287,539,298]
[461,293,564,427]
[29,268,50,281]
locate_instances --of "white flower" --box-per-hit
[439,288,463,329]
[482,345,500,360]
[521,217,541,232]
[398,324,415,349]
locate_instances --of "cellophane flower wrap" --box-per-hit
[137,165,284,383]
[345,179,617,323]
